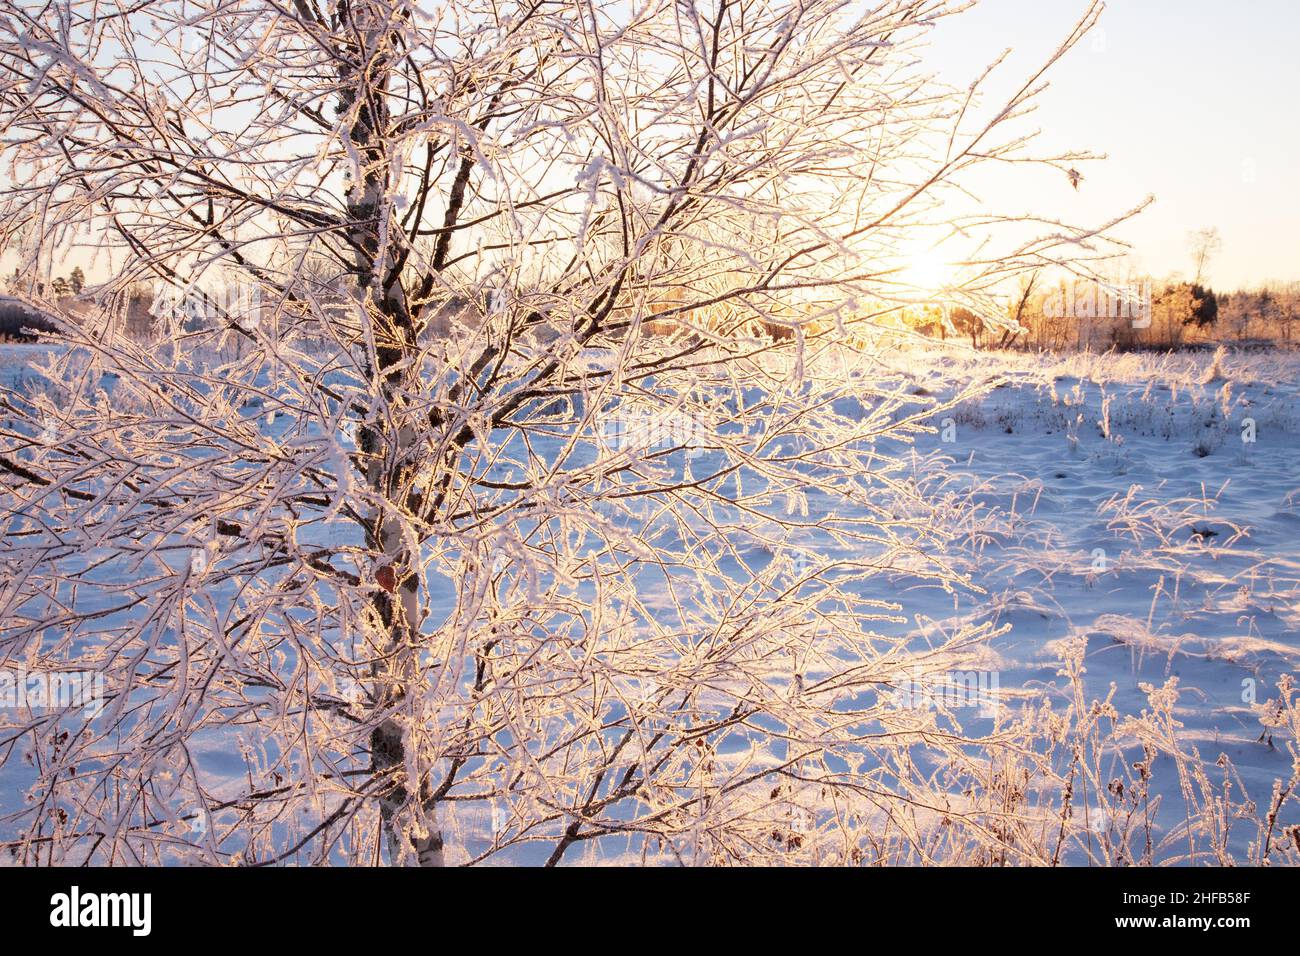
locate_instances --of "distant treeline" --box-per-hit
[910,277,1300,351]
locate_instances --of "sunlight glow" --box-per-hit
[899,248,955,298]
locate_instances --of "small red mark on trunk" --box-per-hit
[375,565,397,593]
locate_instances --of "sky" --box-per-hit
[5,0,1296,293]
[924,0,1300,289]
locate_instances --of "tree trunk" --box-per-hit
[337,0,443,866]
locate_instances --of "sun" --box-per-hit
[899,248,954,297]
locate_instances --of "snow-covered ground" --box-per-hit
[876,346,1300,852]
[3,341,1297,864]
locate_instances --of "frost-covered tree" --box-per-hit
[1187,226,1222,286]
[0,0,1128,865]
